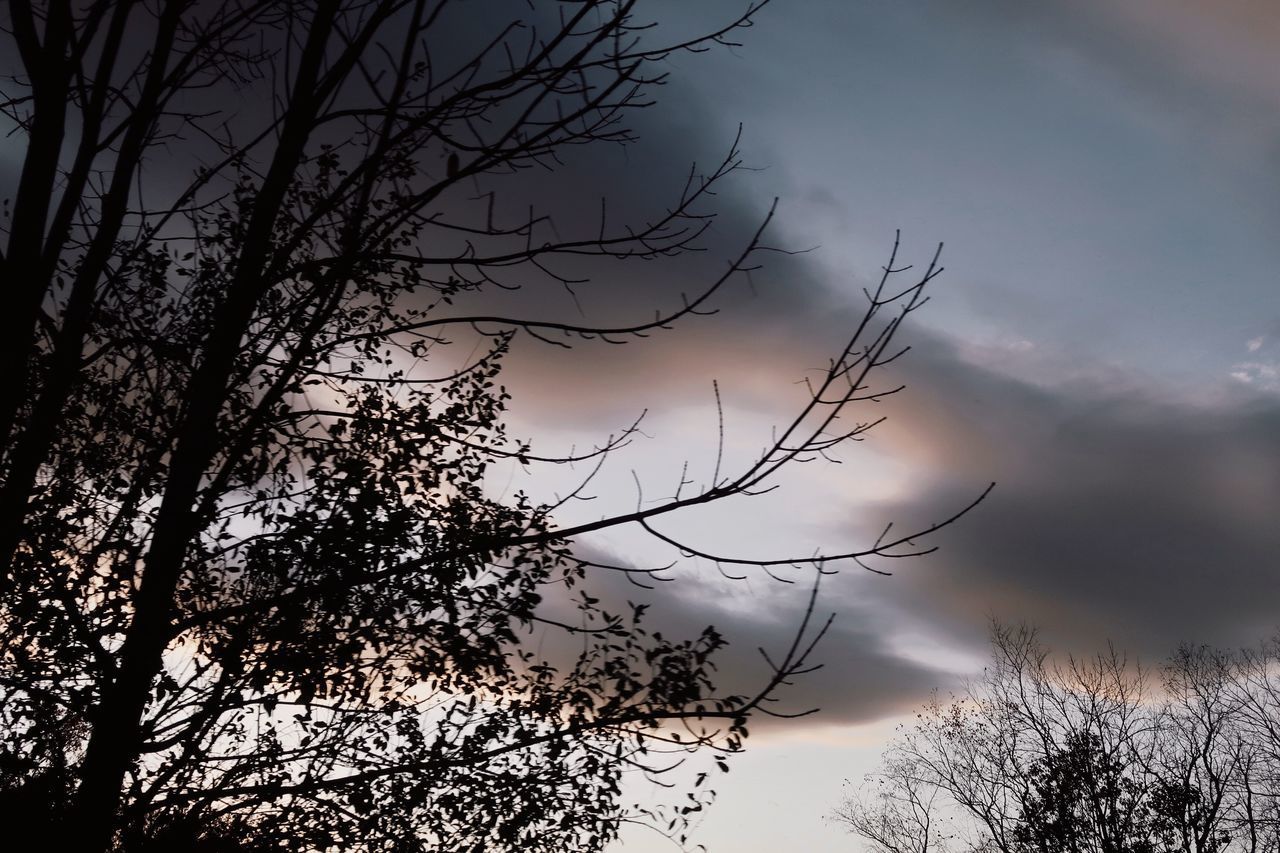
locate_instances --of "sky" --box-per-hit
[478,1,1280,850]
[4,1,1277,850]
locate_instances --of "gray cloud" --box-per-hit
[533,541,957,730]
[853,332,1280,663]
[519,277,1280,721]
[435,0,1280,723]
[454,76,899,434]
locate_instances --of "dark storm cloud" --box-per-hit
[408,3,882,433]
[426,1,1280,711]
[854,332,1280,663]
[430,3,805,328]
[472,82,890,432]
[492,83,1280,700]
[451,87,831,321]
[520,264,1280,716]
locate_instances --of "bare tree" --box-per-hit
[0,2,983,851]
[1225,640,1280,852]
[835,626,1275,853]
[834,755,953,853]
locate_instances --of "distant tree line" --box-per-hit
[835,625,1280,853]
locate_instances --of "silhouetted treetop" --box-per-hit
[0,2,979,851]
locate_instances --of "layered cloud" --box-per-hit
[525,311,1280,727]
[473,40,1280,719]
[531,540,961,731]
[506,217,1280,725]
[364,1,1280,729]
[861,333,1280,661]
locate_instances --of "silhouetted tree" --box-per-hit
[832,754,949,853]
[0,2,982,851]
[834,627,1273,853]
[1013,730,1159,853]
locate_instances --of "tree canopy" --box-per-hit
[0,2,979,850]
[835,625,1280,853]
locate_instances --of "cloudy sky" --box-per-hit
[5,1,1274,850]
[479,1,1280,850]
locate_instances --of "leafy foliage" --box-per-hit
[1014,731,1156,853]
[0,2,974,850]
